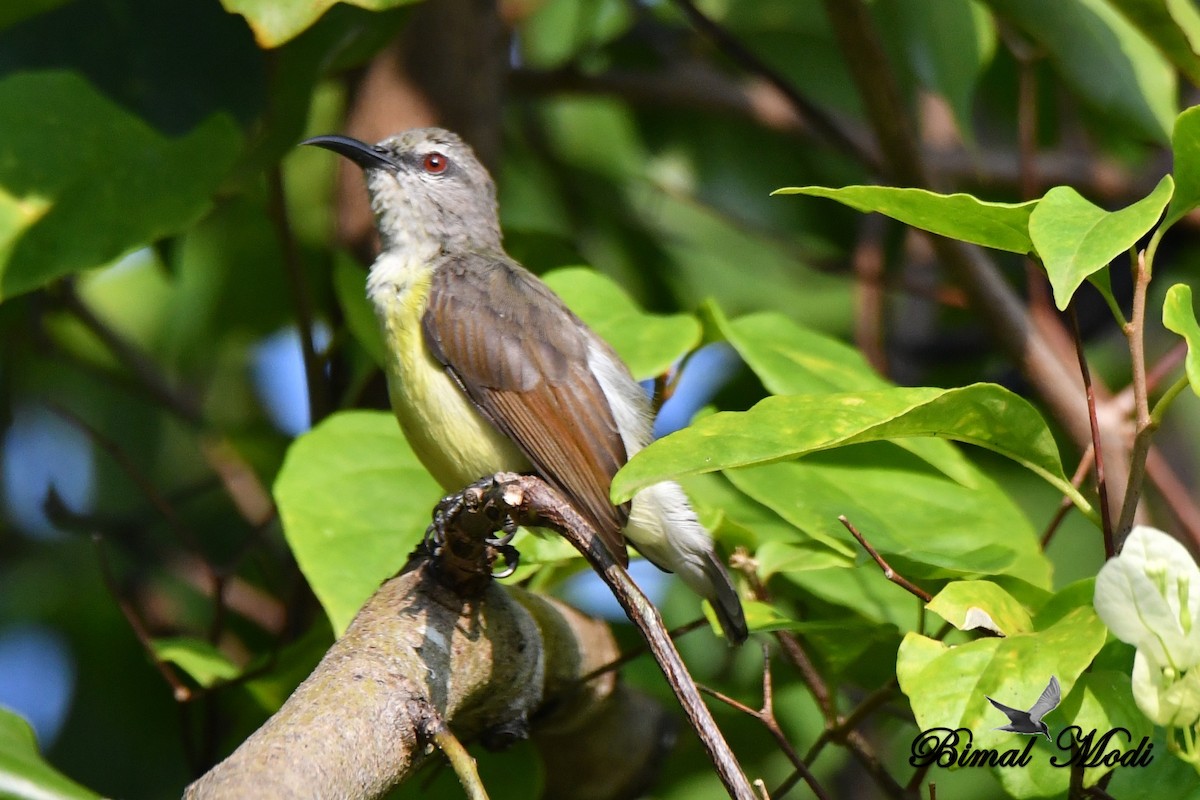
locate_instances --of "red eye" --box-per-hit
[423,152,448,174]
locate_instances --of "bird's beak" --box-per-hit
[300,134,397,171]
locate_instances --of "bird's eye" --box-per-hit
[423,152,448,174]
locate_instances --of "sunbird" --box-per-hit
[304,128,747,644]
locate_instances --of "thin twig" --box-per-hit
[1068,305,1114,557]
[92,534,194,703]
[803,679,898,764]
[839,516,932,603]
[700,645,831,800]
[744,572,907,800]
[574,617,709,686]
[55,282,203,425]
[267,167,330,427]
[744,571,835,721]
[498,475,757,800]
[47,403,209,559]
[429,722,489,800]
[1041,446,1094,548]
[1115,250,1153,544]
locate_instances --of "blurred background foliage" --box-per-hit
[1,0,1200,798]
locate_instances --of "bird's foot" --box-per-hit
[422,475,524,579]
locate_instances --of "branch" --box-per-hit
[186,483,671,799]
[839,516,932,603]
[491,474,759,800]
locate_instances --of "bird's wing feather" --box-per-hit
[1028,675,1061,721]
[423,252,630,565]
[985,696,1023,723]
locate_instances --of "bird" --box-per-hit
[986,676,1060,739]
[302,128,748,644]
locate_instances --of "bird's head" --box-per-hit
[302,128,501,254]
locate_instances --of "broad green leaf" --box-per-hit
[1029,176,1174,310]
[220,0,422,48]
[727,445,1050,587]
[986,0,1178,142]
[544,267,701,380]
[275,410,442,634]
[772,186,1037,254]
[333,253,388,369]
[0,71,241,301]
[612,384,1090,521]
[1108,0,1200,87]
[876,0,996,141]
[897,597,1108,798]
[1167,106,1200,228]
[714,308,889,395]
[754,540,854,579]
[927,580,1033,636]
[1163,283,1200,396]
[0,708,100,800]
[151,637,241,688]
[716,309,980,487]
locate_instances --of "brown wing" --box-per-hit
[422,252,630,565]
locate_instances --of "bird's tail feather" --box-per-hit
[703,550,748,645]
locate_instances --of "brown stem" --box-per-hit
[1115,251,1153,544]
[574,618,709,686]
[1041,446,1094,548]
[498,475,757,800]
[839,516,932,603]
[1068,306,1114,556]
[700,646,830,800]
[92,534,194,703]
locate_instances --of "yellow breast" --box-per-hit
[368,254,531,491]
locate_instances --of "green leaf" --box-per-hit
[772,185,1037,254]
[0,708,100,799]
[986,0,1178,142]
[897,597,1108,798]
[1107,0,1200,87]
[726,445,1050,586]
[333,253,387,369]
[876,0,996,141]
[151,637,241,688]
[612,383,1090,520]
[219,0,422,48]
[1166,105,1200,228]
[1029,176,1174,310]
[543,267,701,380]
[716,309,981,487]
[1163,283,1200,396]
[275,410,442,634]
[0,71,242,300]
[927,580,1034,636]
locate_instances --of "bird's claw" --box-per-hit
[423,475,524,579]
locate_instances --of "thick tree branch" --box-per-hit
[184,483,672,799]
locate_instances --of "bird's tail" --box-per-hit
[623,480,748,645]
[701,549,749,645]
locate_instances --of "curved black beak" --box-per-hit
[300,134,397,171]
